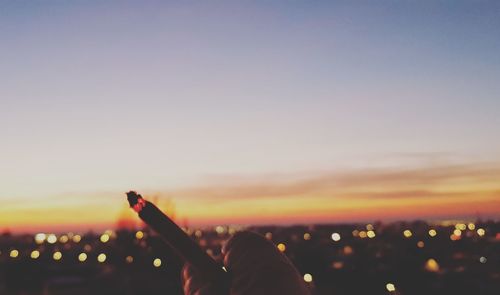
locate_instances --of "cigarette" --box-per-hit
[126,191,228,285]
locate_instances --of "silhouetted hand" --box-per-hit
[182,231,311,295]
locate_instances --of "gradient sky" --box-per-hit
[1,1,500,233]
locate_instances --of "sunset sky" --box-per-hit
[1,1,500,233]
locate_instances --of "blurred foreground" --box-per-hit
[0,220,499,295]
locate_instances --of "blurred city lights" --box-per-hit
[135,231,144,239]
[343,245,354,255]
[153,258,162,267]
[31,250,40,259]
[277,243,286,252]
[59,235,69,243]
[403,230,413,238]
[331,233,341,242]
[303,273,313,283]
[332,261,344,269]
[72,234,82,243]
[265,232,273,240]
[352,230,359,237]
[477,228,486,236]
[97,253,107,263]
[428,229,437,237]
[125,256,134,263]
[417,241,425,248]
[468,223,476,230]
[47,234,57,244]
[366,224,374,231]
[455,223,466,231]
[194,230,203,238]
[78,253,88,262]
[303,232,311,240]
[10,249,19,258]
[100,234,110,243]
[425,258,440,272]
[479,256,487,264]
[386,283,396,292]
[215,226,225,234]
[453,229,462,236]
[359,231,367,238]
[83,244,92,252]
[97,253,106,263]
[53,251,62,261]
[367,230,376,239]
[34,233,46,244]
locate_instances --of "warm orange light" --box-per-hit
[72,235,82,243]
[135,231,144,239]
[277,243,286,252]
[125,255,134,263]
[425,258,439,272]
[303,233,311,240]
[417,241,425,248]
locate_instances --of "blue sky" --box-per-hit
[1,1,499,230]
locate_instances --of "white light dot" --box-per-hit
[479,256,487,264]
[303,273,313,283]
[331,233,341,242]
[386,283,396,292]
[153,258,162,267]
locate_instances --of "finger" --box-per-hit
[222,231,310,295]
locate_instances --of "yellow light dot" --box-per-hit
[72,235,82,243]
[10,249,19,258]
[97,253,106,263]
[455,223,466,231]
[468,223,475,230]
[215,226,225,234]
[125,256,134,263]
[386,283,396,292]
[417,241,425,248]
[477,228,486,236]
[59,235,69,243]
[31,250,40,259]
[425,258,440,272]
[135,231,144,239]
[34,233,46,244]
[428,229,437,237]
[403,230,412,238]
[153,258,162,267]
[277,243,286,252]
[100,234,110,243]
[53,251,62,261]
[331,233,341,242]
[303,233,311,240]
[78,253,87,262]
[303,273,313,283]
[453,229,462,236]
[47,234,57,244]
[367,230,376,238]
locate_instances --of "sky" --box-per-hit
[1,1,500,233]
